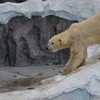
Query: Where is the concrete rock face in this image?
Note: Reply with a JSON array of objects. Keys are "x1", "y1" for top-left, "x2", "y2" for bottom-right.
[
  {"x1": 0, "y1": 24, "x2": 8, "y2": 66},
  {"x1": 0, "y1": 16, "x2": 77, "y2": 67}
]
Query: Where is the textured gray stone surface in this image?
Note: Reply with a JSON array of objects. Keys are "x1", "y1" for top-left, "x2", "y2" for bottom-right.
[{"x1": 0, "y1": 16, "x2": 77, "y2": 67}]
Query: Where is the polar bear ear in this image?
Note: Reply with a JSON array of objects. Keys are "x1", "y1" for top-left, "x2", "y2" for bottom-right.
[
  {"x1": 59, "y1": 38, "x2": 63, "y2": 45},
  {"x1": 59, "y1": 38, "x2": 62, "y2": 42}
]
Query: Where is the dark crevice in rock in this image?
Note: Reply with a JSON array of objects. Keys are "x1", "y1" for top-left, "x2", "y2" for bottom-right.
[
  {"x1": 5, "y1": 28, "x2": 16, "y2": 67},
  {"x1": 0, "y1": 25, "x2": 8, "y2": 66},
  {"x1": 19, "y1": 37, "x2": 30, "y2": 60},
  {"x1": 0, "y1": 0, "x2": 27, "y2": 3},
  {"x1": 16, "y1": 37, "x2": 35, "y2": 66},
  {"x1": 32, "y1": 25, "x2": 43, "y2": 53},
  {"x1": 42, "y1": 0, "x2": 46, "y2": 1}
]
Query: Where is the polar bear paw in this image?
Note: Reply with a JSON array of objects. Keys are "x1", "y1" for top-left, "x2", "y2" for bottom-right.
[{"x1": 59, "y1": 68, "x2": 71, "y2": 75}]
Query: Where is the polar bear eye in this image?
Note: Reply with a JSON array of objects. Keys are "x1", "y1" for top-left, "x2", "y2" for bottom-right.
[{"x1": 51, "y1": 42, "x2": 54, "y2": 44}]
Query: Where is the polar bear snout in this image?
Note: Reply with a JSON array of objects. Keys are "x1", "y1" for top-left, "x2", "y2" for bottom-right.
[
  {"x1": 45, "y1": 47, "x2": 52, "y2": 51},
  {"x1": 45, "y1": 45, "x2": 52, "y2": 51},
  {"x1": 45, "y1": 46, "x2": 50, "y2": 51},
  {"x1": 45, "y1": 42, "x2": 54, "y2": 52}
]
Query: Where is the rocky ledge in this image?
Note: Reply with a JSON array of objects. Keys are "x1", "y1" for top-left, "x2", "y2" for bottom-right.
[{"x1": 0, "y1": 0, "x2": 100, "y2": 24}]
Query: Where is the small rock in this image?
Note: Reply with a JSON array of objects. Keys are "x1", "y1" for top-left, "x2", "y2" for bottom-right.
[
  {"x1": 38, "y1": 73, "x2": 43, "y2": 76},
  {"x1": 13, "y1": 75, "x2": 17, "y2": 77}
]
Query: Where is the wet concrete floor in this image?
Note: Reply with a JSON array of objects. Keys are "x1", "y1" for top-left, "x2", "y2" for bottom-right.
[{"x1": 0, "y1": 65, "x2": 64, "y2": 93}]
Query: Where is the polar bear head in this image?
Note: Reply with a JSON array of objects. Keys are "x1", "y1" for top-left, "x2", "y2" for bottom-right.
[
  {"x1": 46, "y1": 33, "x2": 71, "y2": 52},
  {"x1": 46, "y1": 35, "x2": 62, "y2": 52}
]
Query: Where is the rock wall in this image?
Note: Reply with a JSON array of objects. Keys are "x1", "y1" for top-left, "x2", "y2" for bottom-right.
[
  {"x1": 0, "y1": 15, "x2": 77, "y2": 67},
  {"x1": 0, "y1": 0, "x2": 99, "y2": 67}
]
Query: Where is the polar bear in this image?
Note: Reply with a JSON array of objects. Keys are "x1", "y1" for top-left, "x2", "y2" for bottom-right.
[{"x1": 46, "y1": 13, "x2": 100, "y2": 75}]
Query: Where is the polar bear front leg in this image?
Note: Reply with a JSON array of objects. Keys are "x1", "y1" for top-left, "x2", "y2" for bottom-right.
[
  {"x1": 60, "y1": 50, "x2": 85, "y2": 75},
  {"x1": 80, "y1": 49, "x2": 87, "y2": 66}
]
